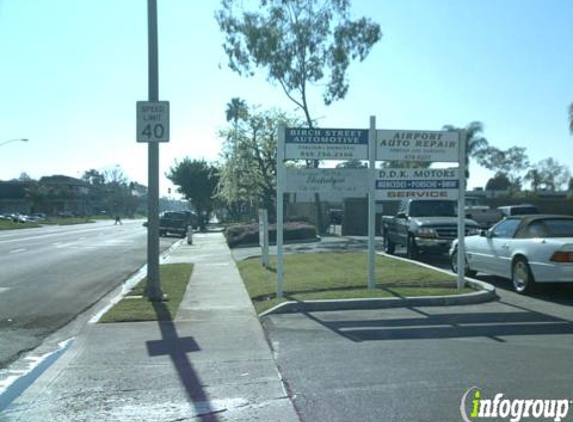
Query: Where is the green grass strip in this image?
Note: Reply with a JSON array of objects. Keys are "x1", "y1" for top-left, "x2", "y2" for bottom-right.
[
  {"x1": 237, "y1": 252, "x2": 473, "y2": 314},
  {"x1": 100, "y1": 263, "x2": 194, "y2": 323},
  {"x1": 0, "y1": 220, "x2": 41, "y2": 230}
]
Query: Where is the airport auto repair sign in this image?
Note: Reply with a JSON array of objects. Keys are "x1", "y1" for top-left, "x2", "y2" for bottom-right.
[
  {"x1": 376, "y1": 168, "x2": 460, "y2": 200},
  {"x1": 376, "y1": 130, "x2": 458, "y2": 162}
]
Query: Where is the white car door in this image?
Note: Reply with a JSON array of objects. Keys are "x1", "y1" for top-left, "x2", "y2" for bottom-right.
[{"x1": 474, "y1": 219, "x2": 521, "y2": 276}]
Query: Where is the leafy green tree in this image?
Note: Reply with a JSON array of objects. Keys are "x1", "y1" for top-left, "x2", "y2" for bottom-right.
[
  {"x1": 476, "y1": 146, "x2": 529, "y2": 192},
  {"x1": 524, "y1": 168, "x2": 542, "y2": 192},
  {"x1": 167, "y1": 158, "x2": 219, "y2": 230},
  {"x1": 442, "y1": 121, "x2": 488, "y2": 179},
  {"x1": 82, "y1": 169, "x2": 105, "y2": 186},
  {"x1": 485, "y1": 173, "x2": 512, "y2": 191},
  {"x1": 526, "y1": 158, "x2": 570, "y2": 191},
  {"x1": 216, "y1": 0, "x2": 381, "y2": 232},
  {"x1": 216, "y1": 0, "x2": 382, "y2": 127},
  {"x1": 217, "y1": 108, "x2": 298, "y2": 220}
]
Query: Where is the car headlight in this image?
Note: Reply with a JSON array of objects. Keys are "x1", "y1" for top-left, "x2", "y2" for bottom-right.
[
  {"x1": 416, "y1": 227, "x2": 437, "y2": 238},
  {"x1": 466, "y1": 227, "x2": 481, "y2": 236}
]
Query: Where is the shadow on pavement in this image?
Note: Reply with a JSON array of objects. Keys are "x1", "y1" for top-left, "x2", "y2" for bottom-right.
[
  {"x1": 300, "y1": 304, "x2": 573, "y2": 343},
  {"x1": 146, "y1": 301, "x2": 221, "y2": 422}
]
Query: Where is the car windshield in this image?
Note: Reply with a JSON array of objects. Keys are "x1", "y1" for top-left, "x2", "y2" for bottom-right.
[{"x1": 163, "y1": 212, "x2": 185, "y2": 220}]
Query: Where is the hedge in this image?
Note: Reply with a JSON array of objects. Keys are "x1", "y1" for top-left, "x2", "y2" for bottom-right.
[{"x1": 224, "y1": 221, "x2": 317, "y2": 248}]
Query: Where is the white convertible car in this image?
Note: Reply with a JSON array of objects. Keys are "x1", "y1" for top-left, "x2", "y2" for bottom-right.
[{"x1": 450, "y1": 214, "x2": 573, "y2": 294}]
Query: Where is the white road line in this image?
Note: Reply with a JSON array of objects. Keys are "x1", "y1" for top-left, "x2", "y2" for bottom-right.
[{"x1": 0, "y1": 287, "x2": 10, "y2": 294}]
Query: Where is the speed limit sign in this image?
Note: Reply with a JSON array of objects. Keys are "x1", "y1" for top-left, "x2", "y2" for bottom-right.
[{"x1": 136, "y1": 101, "x2": 169, "y2": 142}]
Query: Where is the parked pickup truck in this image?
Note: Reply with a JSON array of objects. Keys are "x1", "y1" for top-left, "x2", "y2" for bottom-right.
[
  {"x1": 381, "y1": 199, "x2": 481, "y2": 259},
  {"x1": 159, "y1": 211, "x2": 191, "y2": 238}
]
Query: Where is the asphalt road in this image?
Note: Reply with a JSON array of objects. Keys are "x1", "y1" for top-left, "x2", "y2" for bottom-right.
[
  {"x1": 257, "y1": 238, "x2": 573, "y2": 422},
  {"x1": 0, "y1": 220, "x2": 179, "y2": 368}
]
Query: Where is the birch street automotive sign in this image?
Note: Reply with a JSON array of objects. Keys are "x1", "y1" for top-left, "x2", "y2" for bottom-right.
[
  {"x1": 376, "y1": 167, "x2": 460, "y2": 199},
  {"x1": 376, "y1": 130, "x2": 459, "y2": 162},
  {"x1": 284, "y1": 127, "x2": 369, "y2": 160},
  {"x1": 285, "y1": 168, "x2": 368, "y2": 194},
  {"x1": 137, "y1": 101, "x2": 170, "y2": 142}
]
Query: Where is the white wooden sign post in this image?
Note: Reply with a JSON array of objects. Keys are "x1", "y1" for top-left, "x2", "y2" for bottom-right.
[
  {"x1": 258, "y1": 209, "x2": 269, "y2": 268},
  {"x1": 367, "y1": 116, "x2": 376, "y2": 289}
]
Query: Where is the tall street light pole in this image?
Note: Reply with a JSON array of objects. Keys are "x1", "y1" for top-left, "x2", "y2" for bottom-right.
[{"x1": 0, "y1": 138, "x2": 29, "y2": 147}]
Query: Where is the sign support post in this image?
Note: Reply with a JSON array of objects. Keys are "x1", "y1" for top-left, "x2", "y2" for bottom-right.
[
  {"x1": 144, "y1": 0, "x2": 163, "y2": 301},
  {"x1": 457, "y1": 130, "x2": 467, "y2": 289},
  {"x1": 367, "y1": 116, "x2": 376, "y2": 289},
  {"x1": 276, "y1": 124, "x2": 285, "y2": 298},
  {"x1": 259, "y1": 209, "x2": 269, "y2": 267}
]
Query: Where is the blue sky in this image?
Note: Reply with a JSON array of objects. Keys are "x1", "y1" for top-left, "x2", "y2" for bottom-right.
[{"x1": 1, "y1": 0, "x2": 572, "y2": 196}]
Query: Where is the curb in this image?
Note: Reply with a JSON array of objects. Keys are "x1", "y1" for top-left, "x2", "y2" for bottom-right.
[{"x1": 259, "y1": 252, "x2": 497, "y2": 317}]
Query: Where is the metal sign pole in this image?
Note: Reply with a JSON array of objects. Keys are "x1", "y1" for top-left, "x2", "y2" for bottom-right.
[
  {"x1": 145, "y1": 0, "x2": 162, "y2": 301},
  {"x1": 457, "y1": 130, "x2": 467, "y2": 289},
  {"x1": 367, "y1": 116, "x2": 376, "y2": 289},
  {"x1": 276, "y1": 124, "x2": 285, "y2": 298}
]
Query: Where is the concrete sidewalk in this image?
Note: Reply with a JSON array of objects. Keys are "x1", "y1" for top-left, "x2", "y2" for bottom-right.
[{"x1": 2, "y1": 232, "x2": 300, "y2": 422}]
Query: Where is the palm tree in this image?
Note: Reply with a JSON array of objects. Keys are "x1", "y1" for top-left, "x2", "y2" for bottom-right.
[
  {"x1": 442, "y1": 121, "x2": 488, "y2": 179},
  {"x1": 225, "y1": 98, "x2": 249, "y2": 166},
  {"x1": 225, "y1": 97, "x2": 248, "y2": 128},
  {"x1": 225, "y1": 98, "x2": 249, "y2": 216}
]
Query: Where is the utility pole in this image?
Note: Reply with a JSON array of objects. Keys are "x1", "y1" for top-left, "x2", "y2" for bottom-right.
[{"x1": 144, "y1": 0, "x2": 163, "y2": 301}]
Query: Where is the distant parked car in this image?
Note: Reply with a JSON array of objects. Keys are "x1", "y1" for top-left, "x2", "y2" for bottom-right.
[
  {"x1": 497, "y1": 204, "x2": 539, "y2": 217},
  {"x1": 465, "y1": 205, "x2": 502, "y2": 229},
  {"x1": 57, "y1": 211, "x2": 75, "y2": 218},
  {"x1": 450, "y1": 214, "x2": 573, "y2": 294}
]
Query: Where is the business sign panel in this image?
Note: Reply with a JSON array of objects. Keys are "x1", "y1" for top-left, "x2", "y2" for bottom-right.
[
  {"x1": 376, "y1": 130, "x2": 459, "y2": 162},
  {"x1": 376, "y1": 167, "x2": 459, "y2": 200},
  {"x1": 285, "y1": 168, "x2": 368, "y2": 194},
  {"x1": 284, "y1": 128, "x2": 369, "y2": 160}
]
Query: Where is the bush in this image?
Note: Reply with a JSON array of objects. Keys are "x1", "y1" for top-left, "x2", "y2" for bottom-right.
[{"x1": 224, "y1": 221, "x2": 317, "y2": 248}]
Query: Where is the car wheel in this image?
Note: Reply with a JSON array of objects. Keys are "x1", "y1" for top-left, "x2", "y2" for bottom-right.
[
  {"x1": 406, "y1": 236, "x2": 418, "y2": 260},
  {"x1": 450, "y1": 248, "x2": 477, "y2": 277},
  {"x1": 512, "y1": 257, "x2": 536, "y2": 294},
  {"x1": 383, "y1": 233, "x2": 395, "y2": 254}
]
